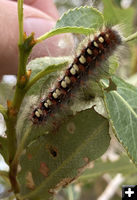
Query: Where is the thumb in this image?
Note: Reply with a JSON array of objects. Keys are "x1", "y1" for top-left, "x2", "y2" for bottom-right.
[{"x1": 0, "y1": 0, "x2": 73, "y2": 77}]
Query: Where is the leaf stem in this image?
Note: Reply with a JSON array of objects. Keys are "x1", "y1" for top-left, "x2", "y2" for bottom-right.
[
  {"x1": 124, "y1": 31, "x2": 137, "y2": 43},
  {"x1": 36, "y1": 27, "x2": 94, "y2": 43}
]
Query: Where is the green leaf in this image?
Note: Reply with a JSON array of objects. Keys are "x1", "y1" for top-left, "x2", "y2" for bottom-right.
[
  {"x1": 102, "y1": 0, "x2": 135, "y2": 35},
  {"x1": 78, "y1": 155, "x2": 136, "y2": 183},
  {"x1": 26, "y1": 57, "x2": 70, "y2": 95},
  {"x1": 18, "y1": 108, "x2": 110, "y2": 200},
  {"x1": 103, "y1": 75, "x2": 137, "y2": 166},
  {"x1": 37, "y1": 6, "x2": 104, "y2": 41},
  {"x1": 55, "y1": 6, "x2": 104, "y2": 29}
]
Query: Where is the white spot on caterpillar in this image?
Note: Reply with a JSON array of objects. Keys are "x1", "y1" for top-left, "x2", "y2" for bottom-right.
[
  {"x1": 79, "y1": 55, "x2": 86, "y2": 64},
  {"x1": 70, "y1": 67, "x2": 76, "y2": 75},
  {"x1": 93, "y1": 41, "x2": 98, "y2": 47},
  {"x1": 106, "y1": 33, "x2": 109, "y2": 38},
  {"x1": 61, "y1": 80, "x2": 67, "y2": 88},
  {"x1": 52, "y1": 89, "x2": 61, "y2": 99},
  {"x1": 87, "y1": 48, "x2": 92, "y2": 55},
  {"x1": 98, "y1": 36, "x2": 104, "y2": 43},
  {"x1": 35, "y1": 111, "x2": 40, "y2": 118},
  {"x1": 44, "y1": 102, "x2": 48, "y2": 108},
  {"x1": 73, "y1": 64, "x2": 79, "y2": 71},
  {"x1": 56, "y1": 89, "x2": 61, "y2": 96},
  {"x1": 65, "y1": 76, "x2": 71, "y2": 84},
  {"x1": 53, "y1": 92, "x2": 58, "y2": 99},
  {"x1": 47, "y1": 99, "x2": 52, "y2": 106},
  {"x1": 37, "y1": 109, "x2": 42, "y2": 115}
]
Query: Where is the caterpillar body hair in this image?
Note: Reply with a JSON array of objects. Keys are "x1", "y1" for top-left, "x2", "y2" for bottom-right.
[{"x1": 32, "y1": 27, "x2": 122, "y2": 124}]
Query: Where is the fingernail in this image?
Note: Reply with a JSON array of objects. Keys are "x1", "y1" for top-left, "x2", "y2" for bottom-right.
[{"x1": 24, "y1": 17, "x2": 56, "y2": 37}]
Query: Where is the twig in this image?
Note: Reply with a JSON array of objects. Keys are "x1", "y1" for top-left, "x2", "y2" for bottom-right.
[
  {"x1": 97, "y1": 173, "x2": 124, "y2": 200},
  {"x1": 124, "y1": 31, "x2": 137, "y2": 43}
]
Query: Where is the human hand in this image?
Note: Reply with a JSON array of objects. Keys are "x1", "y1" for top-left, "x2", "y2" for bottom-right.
[{"x1": 0, "y1": 0, "x2": 73, "y2": 77}]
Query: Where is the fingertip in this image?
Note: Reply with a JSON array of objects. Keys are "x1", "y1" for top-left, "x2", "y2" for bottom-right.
[{"x1": 23, "y1": 0, "x2": 59, "y2": 20}]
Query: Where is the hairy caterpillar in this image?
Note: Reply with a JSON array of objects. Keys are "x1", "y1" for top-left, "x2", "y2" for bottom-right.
[{"x1": 32, "y1": 27, "x2": 122, "y2": 124}]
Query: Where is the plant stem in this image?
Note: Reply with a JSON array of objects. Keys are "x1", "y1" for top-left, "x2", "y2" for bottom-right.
[
  {"x1": 17, "y1": 0, "x2": 26, "y2": 83},
  {"x1": 18, "y1": 0, "x2": 24, "y2": 45},
  {"x1": 7, "y1": 0, "x2": 27, "y2": 194},
  {"x1": 124, "y1": 31, "x2": 137, "y2": 43}
]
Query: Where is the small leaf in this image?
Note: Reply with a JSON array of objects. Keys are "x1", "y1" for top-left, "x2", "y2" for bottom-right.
[
  {"x1": 18, "y1": 108, "x2": 110, "y2": 200},
  {"x1": 103, "y1": 75, "x2": 137, "y2": 166},
  {"x1": 26, "y1": 56, "x2": 70, "y2": 96},
  {"x1": 37, "y1": 6, "x2": 104, "y2": 41},
  {"x1": 55, "y1": 6, "x2": 104, "y2": 30}
]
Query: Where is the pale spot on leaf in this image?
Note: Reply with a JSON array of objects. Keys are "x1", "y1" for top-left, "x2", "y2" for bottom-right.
[
  {"x1": 17, "y1": 164, "x2": 21, "y2": 173},
  {"x1": 27, "y1": 153, "x2": 32, "y2": 160},
  {"x1": 39, "y1": 162, "x2": 49, "y2": 177},
  {"x1": 83, "y1": 157, "x2": 89, "y2": 163},
  {"x1": 26, "y1": 171, "x2": 35, "y2": 190},
  {"x1": 67, "y1": 122, "x2": 76, "y2": 134}
]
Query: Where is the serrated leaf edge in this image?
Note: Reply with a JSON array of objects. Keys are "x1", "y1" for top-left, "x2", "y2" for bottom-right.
[{"x1": 56, "y1": 6, "x2": 104, "y2": 28}]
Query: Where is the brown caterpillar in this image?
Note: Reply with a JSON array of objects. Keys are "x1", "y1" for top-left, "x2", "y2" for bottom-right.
[{"x1": 32, "y1": 27, "x2": 122, "y2": 124}]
